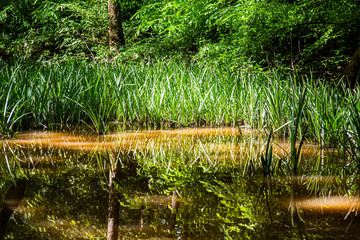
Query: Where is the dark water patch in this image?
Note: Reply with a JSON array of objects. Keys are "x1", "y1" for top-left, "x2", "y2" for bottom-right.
[
  {"x1": 2, "y1": 171, "x2": 109, "y2": 239},
  {"x1": 0, "y1": 179, "x2": 26, "y2": 240}
]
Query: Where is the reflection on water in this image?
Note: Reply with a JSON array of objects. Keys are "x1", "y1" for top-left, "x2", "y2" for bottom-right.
[
  {"x1": 0, "y1": 128, "x2": 358, "y2": 239},
  {"x1": 0, "y1": 180, "x2": 26, "y2": 239},
  {"x1": 1, "y1": 128, "x2": 336, "y2": 168},
  {"x1": 295, "y1": 196, "x2": 360, "y2": 211}
]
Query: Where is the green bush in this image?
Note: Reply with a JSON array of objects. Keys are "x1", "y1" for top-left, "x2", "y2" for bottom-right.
[
  {"x1": 1, "y1": 0, "x2": 359, "y2": 72},
  {"x1": 0, "y1": 0, "x2": 108, "y2": 61},
  {"x1": 134, "y1": 0, "x2": 360, "y2": 70}
]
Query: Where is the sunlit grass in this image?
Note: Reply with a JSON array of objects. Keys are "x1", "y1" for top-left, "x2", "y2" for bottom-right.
[
  {"x1": 0, "y1": 61, "x2": 353, "y2": 137},
  {"x1": 1, "y1": 60, "x2": 360, "y2": 169}
]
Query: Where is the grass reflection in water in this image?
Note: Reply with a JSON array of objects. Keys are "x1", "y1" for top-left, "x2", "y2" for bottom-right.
[{"x1": 0, "y1": 128, "x2": 359, "y2": 239}]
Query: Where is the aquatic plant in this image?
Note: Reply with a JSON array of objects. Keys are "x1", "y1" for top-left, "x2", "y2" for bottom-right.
[
  {"x1": 0, "y1": 79, "x2": 27, "y2": 138},
  {"x1": 261, "y1": 131, "x2": 273, "y2": 177},
  {"x1": 341, "y1": 100, "x2": 360, "y2": 171},
  {"x1": 289, "y1": 86, "x2": 307, "y2": 174},
  {"x1": 1, "y1": 60, "x2": 360, "y2": 162}
]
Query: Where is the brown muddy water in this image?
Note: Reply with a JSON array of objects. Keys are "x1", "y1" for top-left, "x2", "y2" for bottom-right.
[{"x1": 0, "y1": 128, "x2": 359, "y2": 239}]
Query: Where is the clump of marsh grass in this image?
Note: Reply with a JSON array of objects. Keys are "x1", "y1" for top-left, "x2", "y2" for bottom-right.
[
  {"x1": 289, "y1": 86, "x2": 308, "y2": 174},
  {"x1": 261, "y1": 130, "x2": 273, "y2": 177},
  {"x1": 1, "y1": 59, "x2": 359, "y2": 166},
  {"x1": 0, "y1": 86, "x2": 27, "y2": 138},
  {"x1": 0, "y1": 65, "x2": 28, "y2": 137},
  {"x1": 341, "y1": 100, "x2": 360, "y2": 171}
]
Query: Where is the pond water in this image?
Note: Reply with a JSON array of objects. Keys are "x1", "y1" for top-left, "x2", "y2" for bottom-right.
[{"x1": 0, "y1": 128, "x2": 359, "y2": 239}]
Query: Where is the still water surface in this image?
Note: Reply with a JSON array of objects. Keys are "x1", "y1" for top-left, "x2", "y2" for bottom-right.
[{"x1": 0, "y1": 128, "x2": 359, "y2": 239}]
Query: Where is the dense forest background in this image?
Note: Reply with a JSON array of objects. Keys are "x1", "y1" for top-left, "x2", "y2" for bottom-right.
[{"x1": 1, "y1": 0, "x2": 360, "y2": 78}]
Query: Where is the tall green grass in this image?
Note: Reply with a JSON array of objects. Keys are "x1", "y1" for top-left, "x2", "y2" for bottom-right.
[{"x1": 0, "y1": 60, "x2": 359, "y2": 157}]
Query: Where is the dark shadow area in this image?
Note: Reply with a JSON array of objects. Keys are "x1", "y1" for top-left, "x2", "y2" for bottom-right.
[{"x1": 0, "y1": 179, "x2": 26, "y2": 240}]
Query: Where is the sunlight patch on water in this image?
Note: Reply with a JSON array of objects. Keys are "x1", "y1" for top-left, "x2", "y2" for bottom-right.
[
  {"x1": 1, "y1": 128, "x2": 256, "y2": 157},
  {"x1": 0, "y1": 128, "x2": 331, "y2": 168},
  {"x1": 295, "y1": 196, "x2": 360, "y2": 212},
  {"x1": 2, "y1": 128, "x2": 242, "y2": 151},
  {"x1": 105, "y1": 127, "x2": 244, "y2": 139}
]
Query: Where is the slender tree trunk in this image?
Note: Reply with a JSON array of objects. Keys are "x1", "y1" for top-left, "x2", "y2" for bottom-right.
[
  {"x1": 107, "y1": 169, "x2": 120, "y2": 240},
  {"x1": 344, "y1": 46, "x2": 360, "y2": 88},
  {"x1": 108, "y1": 0, "x2": 125, "y2": 54},
  {"x1": 169, "y1": 189, "x2": 178, "y2": 231},
  {"x1": 107, "y1": 153, "x2": 121, "y2": 240}
]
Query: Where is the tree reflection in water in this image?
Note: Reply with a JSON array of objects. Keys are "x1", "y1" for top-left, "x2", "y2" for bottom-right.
[
  {"x1": 106, "y1": 153, "x2": 120, "y2": 240},
  {"x1": 0, "y1": 130, "x2": 360, "y2": 239}
]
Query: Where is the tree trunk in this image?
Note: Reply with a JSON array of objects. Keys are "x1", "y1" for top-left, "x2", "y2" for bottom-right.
[
  {"x1": 108, "y1": 0, "x2": 125, "y2": 54},
  {"x1": 107, "y1": 153, "x2": 121, "y2": 240},
  {"x1": 344, "y1": 46, "x2": 360, "y2": 88},
  {"x1": 106, "y1": 169, "x2": 120, "y2": 240}
]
